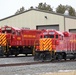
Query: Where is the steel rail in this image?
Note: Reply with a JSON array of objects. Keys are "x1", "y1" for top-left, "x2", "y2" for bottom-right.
[{"x1": 0, "y1": 60, "x2": 76, "y2": 67}]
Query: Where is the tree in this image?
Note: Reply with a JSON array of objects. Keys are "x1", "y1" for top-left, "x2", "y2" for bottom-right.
[
  {"x1": 37, "y1": 2, "x2": 53, "y2": 11},
  {"x1": 15, "y1": 6, "x2": 25, "y2": 15},
  {"x1": 56, "y1": 4, "x2": 76, "y2": 16},
  {"x1": 37, "y1": 3, "x2": 43, "y2": 9},
  {"x1": 30, "y1": 6, "x2": 34, "y2": 9},
  {"x1": 47, "y1": 5, "x2": 52, "y2": 11},
  {"x1": 20, "y1": 7, "x2": 25, "y2": 13},
  {"x1": 68, "y1": 6, "x2": 75, "y2": 16},
  {"x1": 65, "y1": 5, "x2": 76, "y2": 16},
  {"x1": 15, "y1": 10, "x2": 20, "y2": 15},
  {"x1": 56, "y1": 4, "x2": 66, "y2": 14}
]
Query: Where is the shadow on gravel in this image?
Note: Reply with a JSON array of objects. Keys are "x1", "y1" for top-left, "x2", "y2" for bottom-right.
[{"x1": 0, "y1": 54, "x2": 33, "y2": 58}]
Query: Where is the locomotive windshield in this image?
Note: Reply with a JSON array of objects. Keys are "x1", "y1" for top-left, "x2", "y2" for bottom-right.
[
  {"x1": 44, "y1": 35, "x2": 48, "y2": 38},
  {"x1": 41, "y1": 31, "x2": 59, "y2": 39},
  {"x1": 56, "y1": 35, "x2": 58, "y2": 39},
  {"x1": 43, "y1": 32, "x2": 49, "y2": 38},
  {"x1": 2, "y1": 27, "x2": 12, "y2": 33},
  {"x1": 44, "y1": 34, "x2": 54, "y2": 38},
  {"x1": 49, "y1": 35, "x2": 54, "y2": 38},
  {"x1": 6, "y1": 30, "x2": 12, "y2": 33},
  {"x1": 49, "y1": 32, "x2": 58, "y2": 39},
  {"x1": 49, "y1": 35, "x2": 58, "y2": 39}
]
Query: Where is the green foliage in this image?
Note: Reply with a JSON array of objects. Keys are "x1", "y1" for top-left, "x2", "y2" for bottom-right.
[
  {"x1": 15, "y1": 6, "x2": 25, "y2": 15},
  {"x1": 68, "y1": 6, "x2": 75, "y2": 16},
  {"x1": 56, "y1": 4, "x2": 76, "y2": 16},
  {"x1": 37, "y1": 2, "x2": 53, "y2": 11},
  {"x1": 14, "y1": 3, "x2": 76, "y2": 17},
  {"x1": 30, "y1": 6, "x2": 34, "y2": 9},
  {"x1": 56, "y1": 4, "x2": 66, "y2": 14}
]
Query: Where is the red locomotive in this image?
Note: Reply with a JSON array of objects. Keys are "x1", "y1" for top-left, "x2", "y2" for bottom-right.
[
  {"x1": 0, "y1": 26, "x2": 76, "y2": 60},
  {"x1": 34, "y1": 29, "x2": 76, "y2": 61},
  {"x1": 0, "y1": 25, "x2": 41, "y2": 57}
]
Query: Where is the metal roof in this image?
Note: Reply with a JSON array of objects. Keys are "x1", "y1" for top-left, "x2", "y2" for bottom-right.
[{"x1": 0, "y1": 9, "x2": 76, "y2": 21}]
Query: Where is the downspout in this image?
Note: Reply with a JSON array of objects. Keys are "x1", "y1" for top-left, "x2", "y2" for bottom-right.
[{"x1": 64, "y1": 16, "x2": 66, "y2": 31}]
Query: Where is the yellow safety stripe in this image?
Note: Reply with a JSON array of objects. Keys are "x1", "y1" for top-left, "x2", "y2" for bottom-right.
[
  {"x1": 0, "y1": 34, "x2": 7, "y2": 46},
  {"x1": 39, "y1": 38, "x2": 52, "y2": 51}
]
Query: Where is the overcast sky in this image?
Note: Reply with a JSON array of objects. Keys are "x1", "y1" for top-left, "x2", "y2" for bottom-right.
[{"x1": 0, "y1": 0, "x2": 75, "y2": 19}]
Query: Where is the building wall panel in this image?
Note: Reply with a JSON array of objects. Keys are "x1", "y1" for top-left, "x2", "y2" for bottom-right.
[
  {"x1": 65, "y1": 18, "x2": 76, "y2": 31},
  {"x1": 0, "y1": 10, "x2": 64, "y2": 31}
]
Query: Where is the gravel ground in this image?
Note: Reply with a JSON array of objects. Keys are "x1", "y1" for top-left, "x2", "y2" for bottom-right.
[
  {"x1": 0, "y1": 61, "x2": 76, "y2": 75},
  {"x1": 0, "y1": 56, "x2": 34, "y2": 64}
]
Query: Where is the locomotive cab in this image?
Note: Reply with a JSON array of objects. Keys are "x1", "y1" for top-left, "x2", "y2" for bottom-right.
[
  {"x1": 1, "y1": 26, "x2": 16, "y2": 34},
  {"x1": 1, "y1": 26, "x2": 16, "y2": 45},
  {"x1": 0, "y1": 26, "x2": 21, "y2": 57}
]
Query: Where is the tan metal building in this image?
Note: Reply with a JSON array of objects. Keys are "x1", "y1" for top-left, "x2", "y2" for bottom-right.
[{"x1": 0, "y1": 9, "x2": 76, "y2": 32}]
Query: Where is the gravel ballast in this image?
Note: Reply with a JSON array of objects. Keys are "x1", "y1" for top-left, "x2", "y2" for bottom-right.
[{"x1": 0, "y1": 60, "x2": 75, "y2": 75}]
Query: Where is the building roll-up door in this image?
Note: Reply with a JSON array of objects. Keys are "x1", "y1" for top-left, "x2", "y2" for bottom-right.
[
  {"x1": 36, "y1": 25, "x2": 59, "y2": 31},
  {"x1": 69, "y1": 29, "x2": 76, "y2": 33}
]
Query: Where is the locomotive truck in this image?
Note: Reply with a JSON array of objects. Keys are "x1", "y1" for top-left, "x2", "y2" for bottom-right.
[
  {"x1": 34, "y1": 29, "x2": 76, "y2": 61},
  {"x1": 0, "y1": 25, "x2": 41, "y2": 57}
]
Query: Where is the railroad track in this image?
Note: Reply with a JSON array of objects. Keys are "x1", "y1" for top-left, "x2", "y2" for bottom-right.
[
  {"x1": 0, "y1": 61, "x2": 50, "y2": 67},
  {"x1": 0, "y1": 60, "x2": 76, "y2": 67}
]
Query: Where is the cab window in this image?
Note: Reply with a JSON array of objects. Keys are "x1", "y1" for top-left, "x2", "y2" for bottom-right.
[
  {"x1": 6, "y1": 30, "x2": 12, "y2": 33},
  {"x1": 2, "y1": 30, "x2": 12, "y2": 33},
  {"x1": 40, "y1": 35, "x2": 42, "y2": 38},
  {"x1": 2, "y1": 30, "x2": 5, "y2": 33},
  {"x1": 56, "y1": 35, "x2": 58, "y2": 39},
  {"x1": 59, "y1": 35, "x2": 63, "y2": 40},
  {"x1": 50, "y1": 35, "x2": 54, "y2": 38},
  {"x1": 5, "y1": 27, "x2": 12, "y2": 33},
  {"x1": 16, "y1": 31, "x2": 21, "y2": 36},
  {"x1": 44, "y1": 35, "x2": 48, "y2": 38}
]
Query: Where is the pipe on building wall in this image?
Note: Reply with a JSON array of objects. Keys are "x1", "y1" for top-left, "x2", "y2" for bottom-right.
[{"x1": 64, "y1": 16, "x2": 66, "y2": 31}]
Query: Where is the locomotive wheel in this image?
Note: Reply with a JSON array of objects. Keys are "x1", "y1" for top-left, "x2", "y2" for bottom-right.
[
  {"x1": 0, "y1": 50, "x2": 4, "y2": 56},
  {"x1": 39, "y1": 53, "x2": 45, "y2": 61},
  {"x1": 14, "y1": 51, "x2": 19, "y2": 57},
  {"x1": 58, "y1": 54, "x2": 62, "y2": 61},
  {"x1": 56, "y1": 53, "x2": 62, "y2": 61},
  {"x1": 34, "y1": 52, "x2": 39, "y2": 61},
  {"x1": 70, "y1": 57, "x2": 75, "y2": 60},
  {"x1": 45, "y1": 52, "x2": 52, "y2": 61}
]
